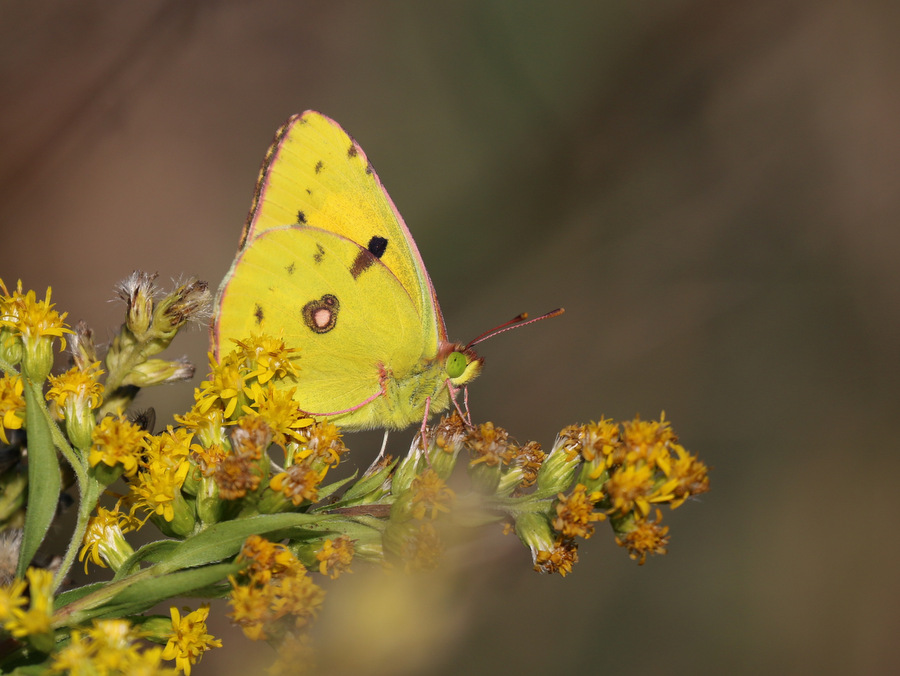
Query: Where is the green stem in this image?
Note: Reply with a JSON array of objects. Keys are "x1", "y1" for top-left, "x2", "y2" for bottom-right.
[
  {"x1": 53, "y1": 478, "x2": 102, "y2": 592},
  {"x1": 0, "y1": 355, "x2": 18, "y2": 375}
]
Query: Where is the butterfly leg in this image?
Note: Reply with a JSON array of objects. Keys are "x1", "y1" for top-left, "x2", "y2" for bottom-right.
[
  {"x1": 445, "y1": 380, "x2": 472, "y2": 426},
  {"x1": 418, "y1": 396, "x2": 432, "y2": 449},
  {"x1": 462, "y1": 385, "x2": 473, "y2": 426},
  {"x1": 375, "y1": 428, "x2": 390, "y2": 464}
]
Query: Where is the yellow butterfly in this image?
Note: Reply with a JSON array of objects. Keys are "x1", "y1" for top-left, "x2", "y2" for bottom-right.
[{"x1": 213, "y1": 111, "x2": 559, "y2": 432}]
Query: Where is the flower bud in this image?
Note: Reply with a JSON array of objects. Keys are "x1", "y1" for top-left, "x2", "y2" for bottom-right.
[
  {"x1": 150, "y1": 491, "x2": 197, "y2": 538},
  {"x1": 195, "y1": 475, "x2": 228, "y2": 526},
  {"x1": 152, "y1": 278, "x2": 210, "y2": 343},
  {"x1": 69, "y1": 321, "x2": 98, "y2": 371},
  {"x1": 536, "y1": 429, "x2": 583, "y2": 494},
  {"x1": 125, "y1": 357, "x2": 195, "y2": 387},
  {"x1": 426, "y1": 414, "x2": 467, "y2": 480},
  {"x1": 116, "y1": 271, "x2": 157, "y2": 340},
  {"x1": 80, "y1": 507, "x2": 137, "y2": 572}
]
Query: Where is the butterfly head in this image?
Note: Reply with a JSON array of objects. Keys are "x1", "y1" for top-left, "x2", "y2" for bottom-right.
[{"x1": 442, "y1": 344, "x2": 483, "y2": 386}]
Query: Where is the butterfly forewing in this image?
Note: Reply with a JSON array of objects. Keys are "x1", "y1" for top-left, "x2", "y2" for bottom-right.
[{"x1": 239, "y1": 111, "x2": 446, "y2": 353}]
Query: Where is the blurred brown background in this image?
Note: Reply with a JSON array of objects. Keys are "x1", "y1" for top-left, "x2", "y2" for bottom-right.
[{"x1": 2, "y1": 1, "x2": 899, "y2": 674}]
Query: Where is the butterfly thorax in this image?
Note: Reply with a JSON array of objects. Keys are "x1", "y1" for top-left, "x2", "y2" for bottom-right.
[{"x1": 336, "y1": 343, "x2": 482, "y2": 431}]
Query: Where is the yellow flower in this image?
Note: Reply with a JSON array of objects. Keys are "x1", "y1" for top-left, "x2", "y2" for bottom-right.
[
  {"x1": 580, "y1": 417, "x2": 621, "y2": 463},
  {"x1": 605, "y1": 463, "x2": 656, "y2": 517},
  {"x1": 227, "y1": 580, "x2": 271, "y2": 641},
  {"x1": 195, "y1": 352, "x2": 244, "y2": 419},
  {"x1": 176, "y1": 406, "x2": 227, "y2": 449},
  {"x1": 0, "y1": 283, "x2": 73, "y2": 381},
  {"x1": 659, "y1": 443, "x2": 710, "y2": 507},
  {"x1": 46, "y1": 361, "x2": 104, "y2": 450},
  {"x1": 128, "y1": 459, "x2": 190, "y2": 523},
  {"x1": 315, "y1": 536, "x2": 355, "y2": 579},
  {"x1": 50, "y1": 619, "x2": 175, "y2": 675},
  {"x1": 553, "y1": 483, "x2": 606, "y2": 539},
  {"x1": 162, "y1": 604, "x2": 222, "y2": 676},
  {"x1": 0, "y1": 373, "x2": 25, "y2": 445},
  {"x1": 49, "y1": 628, "x2": 94, "y2": 675},
  {"x1": 408, "y1": 469, "x2": 455, "y2": 521},
  {"x1": 621, "y1": 414, "x2": 675, "y2": 464},
  {"x1": 616, "y1": 509, "x2": 670, "y2": 565},
  {"x1": 465, "y1": 421, "x2": 510, "y2": 468},
  {"x1": 275, "y1": 570, "x2": 325, "y2": 631},
  {"x1": 46, "y1": 362, "x2": 105, "y2": 412},
  {"x1": 80, "y1": 505, "x2": 139, "y2": 572},
  {"x1": 143, "y1": 427, "x2": 193, "y2": 470},
  {"x1": 498, "y1": 440, "x2": 545, "y2": 494},
  {"x1": 269, "y1": 463, "x2": 323, "y2": 506},
  {"x1": 232, "y1": 334, "x2": 300, "y2": 385},
  {"x1": 533, "y1": 538, "x2": 579, "y2": 577},
  {"x1": 3, "y1": 568, "x2": 54, "y2": 646},
  {"x1": 291, "y1": 421, "x2": 347, "y2": 471},
  {"x1": 236, "y1": 535, "x2": 298, "y2": 583},
  {"x1": 89, "y1": 414, "x2": 149, "y2": 478},
  {"x1": 0, "y1": 575, "x2": 28, "y2": 623},
  {"x1": 85, "y1": 618, "x2": 144, "y2": 671},
  {"x1": 190, "y1": 442, "x2": 228, "y2": 478},
  {"x1": 228, "y1": 536, "x2": 324, "y2": 641},
  {"x1": 242, "y1": 384, "x2": 313, "y2": 448}
]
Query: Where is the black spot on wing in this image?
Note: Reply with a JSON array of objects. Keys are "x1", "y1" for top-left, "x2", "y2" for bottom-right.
[
  {"x1": 365, "y1": 162, "x2": 374, "y2": 175},
  {"x1": 285, "y1": 262, "x2": 295, "y2": 275},
  {"x1": 313, "y1": 244, "x2": 325, "y2": 264},
  {"x1": 254, "y1": 304, "x2": 264, "y2": 324},
  {"x1": 367, "y1": 236, "x2": 388, "y2": 259},
  {"x1": 314, "y1": 160, "x2": 324, "y2": 174},
  {"x1": 348, "y1": 143, "x2": 358, "y2": 158},
  {"x1": 297, "y1": 210, "x2": 307, "y2": 224}
]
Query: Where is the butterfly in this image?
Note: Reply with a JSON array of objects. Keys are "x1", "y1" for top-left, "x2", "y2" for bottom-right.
[{"x1": 213, "y1": 111, "x2": 560, "y2": 433}]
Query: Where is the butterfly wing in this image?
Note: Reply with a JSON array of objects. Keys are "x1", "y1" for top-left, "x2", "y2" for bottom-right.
[
  {"x1": 215, "y1": 225, "x2": 426, "y2": 420},
  {"x1": 239, "y1": 111, "x2": 447, "y2": 354}
]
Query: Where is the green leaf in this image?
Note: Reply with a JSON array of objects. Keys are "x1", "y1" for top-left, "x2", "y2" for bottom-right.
[
  {"x1": 17, "y1": 379, "x2": 61, "y2": 576},
  {"x1": 335, "y1": 459, "x2": 397, "y2": 504},
  {"x1": 69, "y1": 563, "x2": 239, "y2": 624},
  {"x1": 112, "y1": 539, "x2": 181, "y2": 580},
  {"x1": 161, "y1": 513, "x2": 327, "y2": 571},
  {"x1": 55, "y1": 582, "x2": 106, "y2": 610},
  {"x1": 315, "y1": 471, "x2": 357, "y2": 502},
  {"x1": 107, "y1": 562, "x2": 240, "y2": 612}
]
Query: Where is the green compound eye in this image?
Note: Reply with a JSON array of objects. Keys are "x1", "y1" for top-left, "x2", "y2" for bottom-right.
[{"x1": 446, "y1": 351, "x2": 467, "y2": 378}]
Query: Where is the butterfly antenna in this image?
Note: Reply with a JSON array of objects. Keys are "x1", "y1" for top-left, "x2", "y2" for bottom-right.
[{"x1": 466, "y1": 308, "x2": 565, "y2": 349}]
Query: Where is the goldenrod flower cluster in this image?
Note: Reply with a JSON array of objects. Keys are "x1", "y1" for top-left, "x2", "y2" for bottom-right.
[
  {"x1": 228, "y1": 535, "x2": 325, "y2": 642},
  {"x1": 50, "y1": 619, "x2": 177, "y2": 676},
  {"x1": 509, "y1": 415, "x2": 710, "y2": 572},
  {"x1": 0, "y1": 275, "x2": 709, "y2": 673}
]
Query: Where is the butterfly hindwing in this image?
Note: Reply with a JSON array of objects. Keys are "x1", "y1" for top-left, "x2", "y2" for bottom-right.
[{"x1": 215, "y1": 225, "x2": 426, "y2": 417}]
